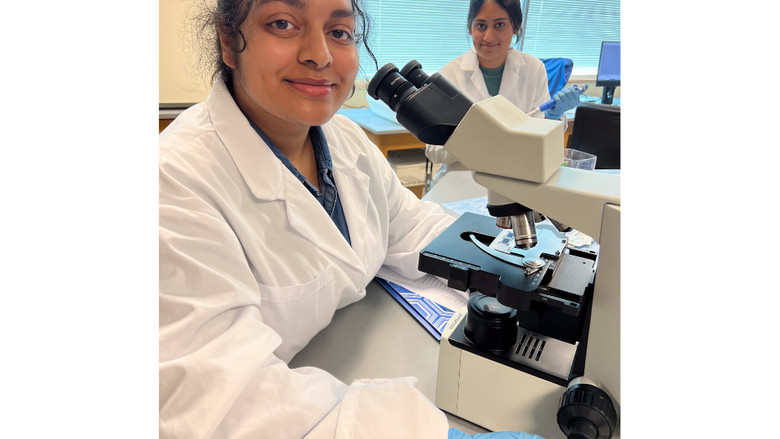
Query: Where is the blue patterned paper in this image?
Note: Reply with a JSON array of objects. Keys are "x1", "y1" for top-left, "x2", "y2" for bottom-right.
[
  {"x1": 389, "y1": 282, "x2": 454, "y2": 334},
  {"x1": 376, "y1": 278, "x2": 454, "y2": 340}
]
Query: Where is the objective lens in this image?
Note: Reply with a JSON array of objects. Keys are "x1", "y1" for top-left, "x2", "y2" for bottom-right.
[
  {"x1": 367, "y1": 63, "x2": 418, "y2": 112},
  {"x1": 511, "y1": 212, "x2": 538, "y2": 250}
]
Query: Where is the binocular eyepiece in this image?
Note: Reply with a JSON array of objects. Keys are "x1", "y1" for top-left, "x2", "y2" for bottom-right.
[
  {"x1": 367, "y1": 60, "x2": 473, "y2": 145},
  {"x1": 368, "y1": 60, "x2": 434, "y2": 111}
]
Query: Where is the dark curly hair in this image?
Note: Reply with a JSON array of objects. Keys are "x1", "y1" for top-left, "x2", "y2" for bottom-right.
[{"x1": 193, "y1": 0, "x2": 376, "y2": 95}]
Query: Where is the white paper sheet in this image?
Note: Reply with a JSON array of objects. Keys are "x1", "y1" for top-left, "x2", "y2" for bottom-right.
[{"x1": 376, "y1": 266, "x2": 472, "y2": 312}]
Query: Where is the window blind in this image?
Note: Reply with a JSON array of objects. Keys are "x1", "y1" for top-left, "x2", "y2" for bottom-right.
[
  {"x1": 358, "y1": 0, "x2": 620, "y2": 78},
  {"x1": 358, "y1": 0, "x2": 473, "y2": 77},
  {"x1": 522, "y1": 0, "x2": 620, "y2": 74}
]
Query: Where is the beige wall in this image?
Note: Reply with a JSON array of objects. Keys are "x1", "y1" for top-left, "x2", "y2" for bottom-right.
[{"x1": 160, "y1": 0, "x2": 210, "y2": 106}]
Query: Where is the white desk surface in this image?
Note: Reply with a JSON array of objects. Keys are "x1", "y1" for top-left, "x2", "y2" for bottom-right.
[
  {"x1": 422, "y1": 171, "x2": 486, "y2": 205},
  {"x1": 288, "y1": 281, "x2": 488, "y2": 434},
  {"x1": 336, "y1": 107, "x2": 409, "y2": 135}
]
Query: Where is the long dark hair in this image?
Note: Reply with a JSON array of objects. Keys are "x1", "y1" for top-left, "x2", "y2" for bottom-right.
[
  {"x1": 194, "y1": 0, "x2": 376, "y2": 94},
  {"x1": 467, "y1": 0, "x2": 523, "y2": 45}
]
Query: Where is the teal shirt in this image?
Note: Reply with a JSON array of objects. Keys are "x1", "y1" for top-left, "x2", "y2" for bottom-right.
[{"x1": 479, "y1": 63, "x2": 505, "y2": 97}]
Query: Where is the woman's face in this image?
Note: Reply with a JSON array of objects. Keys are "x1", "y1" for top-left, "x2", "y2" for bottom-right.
[
  {"x1": 222, "y1": 0, "x2": 359, "y2": 129},
  {"x1": 469, "y1": 1, "x2": 517, "y2": 68}
]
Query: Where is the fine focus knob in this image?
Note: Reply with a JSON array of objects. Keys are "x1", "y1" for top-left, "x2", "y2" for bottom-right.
[
  {"x1": 557, "y1": 378, "x2": 618, "y2": 439},
  {"x1": 464, "y1": 293, "x2": 518, "y2": 351}
]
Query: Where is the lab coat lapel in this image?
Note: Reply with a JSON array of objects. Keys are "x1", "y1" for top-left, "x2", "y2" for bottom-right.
[
  {"x1": 207, "y1": 81, "x2": 285, "y2": 201},
  {"x1": 282, "y1": 171, "x2": 363, "y2": 270},
  {"x1": 329, "y1": 146, "x2": 370, "y2": 266},
  {"x1": 499, "y1": 49, "x2": 523, "y2": 98},
  {"x1": 207, "y1": 81, "x2": 363, "y2": 269},
  {"x1": 464, "y1": 49, "x2": 491, "y2": 101}
]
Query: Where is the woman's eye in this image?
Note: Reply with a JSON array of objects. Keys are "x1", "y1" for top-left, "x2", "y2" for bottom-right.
[
  {"x1": 331, "y1": 29, "x2": 353, "y2": 41},
  {"x1": 271, "y1": 20, "x2": 292, "y2": 30},
  {"x1": 496, "y1": 22, "x2": 504, "y2": 28}
]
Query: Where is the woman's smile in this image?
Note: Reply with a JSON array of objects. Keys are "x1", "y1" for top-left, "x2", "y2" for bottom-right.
[{"x1": 285, "y1": 78, "x2": 336, "y2": 97}]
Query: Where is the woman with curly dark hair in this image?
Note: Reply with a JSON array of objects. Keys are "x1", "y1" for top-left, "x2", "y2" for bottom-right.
[{"x1": 159, "y1": 0, "x2": 459, "y2": 437}]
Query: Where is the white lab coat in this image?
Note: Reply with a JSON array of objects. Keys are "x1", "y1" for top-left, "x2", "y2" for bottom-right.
[
  {"x1": 425, "y1": 47, "x2": 566, "y2": 184},
  {"x1": 159, "y1": 80, "x2": 455, "y2": 438}
]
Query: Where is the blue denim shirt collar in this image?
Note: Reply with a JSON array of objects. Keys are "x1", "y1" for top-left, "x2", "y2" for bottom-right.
[
  {"x1": 247, "y1": 120, "x2": 334, "y2": 195},
  {"x1": 247, "y1": 119, "x2": 351, "y2": 245}
]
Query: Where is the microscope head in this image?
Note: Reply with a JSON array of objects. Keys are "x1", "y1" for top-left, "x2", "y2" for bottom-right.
[
  {"x1": 369, "y1": 62, "x2": 569, "y2": 250},
  {"x1": 368, "y1": 61, "x2": 475, "y2": 145},
  {"x1": 369, "y1": 61, "x2": 564, "y2": 184}
]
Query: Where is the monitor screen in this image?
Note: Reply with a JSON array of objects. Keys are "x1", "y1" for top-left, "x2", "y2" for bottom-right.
[{"x1": 596, "y1": 41, "x2": 620, "y2": 87}]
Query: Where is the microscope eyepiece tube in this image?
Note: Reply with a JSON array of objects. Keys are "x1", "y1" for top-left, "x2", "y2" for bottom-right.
[
  {"x1": 367, "y1": 63, "x2": 418, "y2": 112},
  {"x1": 399, "y1": 60, "x2": 430, "y2": 88},
  {"x1": 368, "y1": 61, "x2": 474, "y2": 145}
]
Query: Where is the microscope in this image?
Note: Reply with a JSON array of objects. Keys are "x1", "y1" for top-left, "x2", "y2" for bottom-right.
[{"x1": 368, "y1": 62, "x2": 621, "y2": 439}]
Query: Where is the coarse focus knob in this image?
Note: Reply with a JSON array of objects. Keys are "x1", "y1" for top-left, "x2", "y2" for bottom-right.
[
  {"x1": 463, "y1": 293, "x2": 518, "y2": 351},
  {"x1": 557, "y1": 379, "x2": 618, "y2": 439}
]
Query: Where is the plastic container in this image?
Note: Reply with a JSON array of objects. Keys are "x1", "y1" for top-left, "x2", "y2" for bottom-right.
[{"x1": 562, "y1": 148, "x2": 597, "y2": 170}]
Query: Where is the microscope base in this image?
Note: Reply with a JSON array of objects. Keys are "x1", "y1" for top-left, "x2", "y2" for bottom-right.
[
  {"x1": 436, "y1": 307, "x2": 622, "y2": 439},
  {"x1": 437, "y1": 307, "x2": 567, "y2": 438}
]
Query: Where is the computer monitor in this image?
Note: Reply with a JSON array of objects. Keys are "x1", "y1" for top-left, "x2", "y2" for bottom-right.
[{"x1": 596, "y1": 41, "x2": 620, "y2": 105}]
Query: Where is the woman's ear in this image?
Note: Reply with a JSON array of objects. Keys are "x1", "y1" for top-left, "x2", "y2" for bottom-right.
[{"x1": 218, "y1": 28, "x2": 237, "y2": 69}]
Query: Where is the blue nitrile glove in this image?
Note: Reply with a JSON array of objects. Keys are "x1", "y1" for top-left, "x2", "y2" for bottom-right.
[
  {"x1": 543, "y1": 86, "x2": 582, "y2": 120},
  {"x1": 448, "y1": 428, "x2": 546, "y2": 439}
]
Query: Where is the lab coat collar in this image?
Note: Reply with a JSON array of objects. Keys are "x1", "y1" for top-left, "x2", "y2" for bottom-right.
[
  {"x1": 276, "y1": 123, "x2": 368, "y2": 271},
  {"x1": 499, "y1": 48, "x2": 525, "y2": 98},
  {"x1": 207, "y1": 81, "x2": 367, "y2": 269},
  {"x1": 461, "y1": 47, "x2": 481, "y2": 72},
  {"x1": 206, "y1": 80, "x2": 286, "y2": 201},
  {"x1": 279, "y1": 160, "x2": 366, "y2": 270},
  {"x1": 463, "y1": 48, "x2": 491, "y2": 101},
  {"x1": 324, "y1": 123, "x2": 370, "y2": 265},
  {"x1": 462, "y1": 48, "x2": 526, "y2": 100}
]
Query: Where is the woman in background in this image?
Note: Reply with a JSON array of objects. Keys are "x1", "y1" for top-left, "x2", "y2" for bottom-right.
[
  {"x1": 159, "y1": 0, "x2": 543, "y2": 437},
  {"x1": 425, "y1": 0, "x2": 583, "y2": 185}
]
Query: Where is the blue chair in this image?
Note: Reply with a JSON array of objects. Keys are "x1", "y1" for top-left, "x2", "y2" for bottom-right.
[{"x1": 540, "y1": 58, "x2": 573, "y2": 96}]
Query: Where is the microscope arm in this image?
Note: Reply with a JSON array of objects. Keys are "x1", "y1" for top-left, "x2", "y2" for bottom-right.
[{"x1": 474, "y1": 169, "x2": 619, "y2": 243}]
